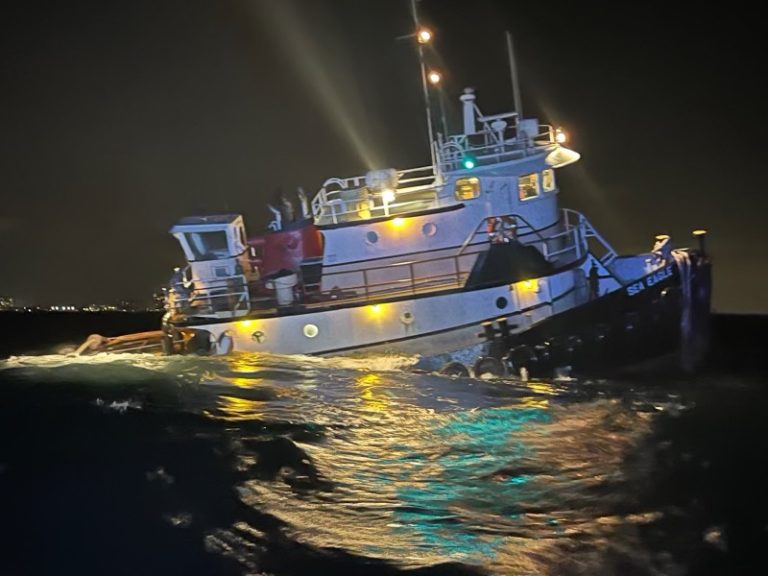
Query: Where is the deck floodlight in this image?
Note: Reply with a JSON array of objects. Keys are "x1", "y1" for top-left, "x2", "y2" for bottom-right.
[{"x1": 382, "y1": 189, "x2": 396, "y2": 204}]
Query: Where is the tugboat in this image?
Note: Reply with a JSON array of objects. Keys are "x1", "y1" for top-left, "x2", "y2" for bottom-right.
[{"x1": 78, "y1": 7, "x2": 711, "y2": 378}]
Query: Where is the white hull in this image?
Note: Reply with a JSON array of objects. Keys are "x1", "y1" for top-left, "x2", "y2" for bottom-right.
[{"x1": 173, "y1": 261, "x2": 602, "y2": 358}]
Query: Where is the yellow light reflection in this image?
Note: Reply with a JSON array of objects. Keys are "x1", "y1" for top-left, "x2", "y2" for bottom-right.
[
  {"x1": 519, "y1": 396, "x2": 550, "y2": 409},
  {"x1": 391, "y1": 217, "x2": 405, "y2": 228},
  {"x1": 527, "y1": 381, "x2": 555, "y2": 395},
  {"x1": 215, "y1": 394, "x2": 265, "y2": 420},
  {"x1": 355, "y1": 373, "x2": 390, "y2": 413},
  {"x1": 520, "y1": 279, "x2": 538, "y2": 292},
  {"x1": 369, "y1": 304, "x2": 383, "y2": 316},
  {"x1": 228, "y1": 355, "x2": 260, "y2": 374},
  {"x1": 357, "y1": 373, "x2": 380, "y2": 386}
]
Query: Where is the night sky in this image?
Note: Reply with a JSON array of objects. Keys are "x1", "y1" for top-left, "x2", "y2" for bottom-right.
[{"x1": 0, "y1": 0, "x2": 764, "y2": 312}]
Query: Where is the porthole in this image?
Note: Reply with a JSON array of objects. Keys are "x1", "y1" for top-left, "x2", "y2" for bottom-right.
[
  {"x1": 400, "y1": 311, "x2": 415, "y2": 325},
  {"x1": 303, "y1": 324, "x2": 319, "y2": 338},
  {"x1": 495, "y1": 297, "x2": 508, "y2": 310},
  {"x1": 252, "y1": 330, "x2": 265, "y2": 343},
  {"x1": 422, "y1": 222, "x2": 437, "y2": 237},
  {"x1": 366, "y1": 231, "x2": 379, "y2": 244}
]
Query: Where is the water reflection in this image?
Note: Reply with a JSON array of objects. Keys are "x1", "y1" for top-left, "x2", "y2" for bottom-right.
[
  {"x1": 181, "y1": 354, "x2": 661, "y2": 572},
  {"x1": 0, "y1": 351, "x2": 679, "y2": 574}
]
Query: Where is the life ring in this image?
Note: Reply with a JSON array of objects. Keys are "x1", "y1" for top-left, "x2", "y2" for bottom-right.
[{"x1": 487, "y1": 217, "x2": 503, "y2": 243}]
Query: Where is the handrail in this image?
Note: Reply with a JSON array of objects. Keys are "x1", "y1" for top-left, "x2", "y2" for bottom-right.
[
  {"x1": 312, "y1": 165, "x2": 438, "y2": 222},
  {"x1": 563, "y1": 208, "x2": 617, "y2": 265},
  {"x1": 438, "y1": 123, "x2": 556, "y2": 173},
  {"x1": 313, "y1": 184, "x2": 443, "y2": 224},
  {"x1": 456, "y1": 211, "x2": 550, "y2": 257},
  {"x1": 310, "y1": 210, "x2": 588, "y2": 308},
  {"x1": 457, "y1": 209, "x2": 591, "y2": 268},
  {"x1": 317, "y1": 245, "x2": 483, "y2": 296},
  {"x1": 166, "y1": 209, "x2": 605, "y2": 321},
  {"x1": 168, "y1": 274, "x2": 251, "y2": 319}
]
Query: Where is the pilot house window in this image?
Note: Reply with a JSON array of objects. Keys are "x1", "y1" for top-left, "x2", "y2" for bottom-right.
[
  {"x1": 518, "y1": 173, "x2": 540, "y2": 200},
  {"x1": 542, "y1": 169, "x2": 556, "y2": 192},
  {"x1": 455, "y1": 177, "x2": 480, "y2": 200},
  {"x1": 187, "y1": 231, "x2": 229, "y2": 260}
]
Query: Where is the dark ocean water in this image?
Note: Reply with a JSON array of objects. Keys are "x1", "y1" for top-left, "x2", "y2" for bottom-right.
[{"x1": 0, "y1": 313, "x2": 767, "y2": 575}]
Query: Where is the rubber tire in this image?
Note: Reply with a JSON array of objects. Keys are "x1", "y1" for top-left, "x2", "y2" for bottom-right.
[
  {"x1": 440, "y1": 361, "x2": 470, "y2": 377},
  {"x1": 473, "y1": 356, "x2": 508, "y2": 378},
  {"x1": 187, "y1": 330, "x2": 212, "y2": 356}
]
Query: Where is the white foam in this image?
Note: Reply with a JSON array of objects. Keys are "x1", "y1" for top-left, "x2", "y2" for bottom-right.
[{"x1": 284, "y1": 353, "x2": 419, "y2": 373}]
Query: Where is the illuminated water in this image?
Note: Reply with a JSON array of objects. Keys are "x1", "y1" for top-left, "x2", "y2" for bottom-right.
[{"x1": 2, "y1": 344, "x2": 766, "y2": 575}]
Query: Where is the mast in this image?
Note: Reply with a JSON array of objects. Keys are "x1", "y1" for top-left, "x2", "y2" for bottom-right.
[
  {"x1": 410, "y1": 0, "x2": 437, "y2": 169},
  {"x1": 505, "y1": 31, "x2": 523, "y2": 120}
]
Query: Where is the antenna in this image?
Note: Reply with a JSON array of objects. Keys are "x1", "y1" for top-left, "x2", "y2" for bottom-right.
[
  {"x1": 410, "y1": 0, "x2": 437, "y2": 169},
  {"x1": 505, "y1": 31, "x2": 523, "y2": 119}
]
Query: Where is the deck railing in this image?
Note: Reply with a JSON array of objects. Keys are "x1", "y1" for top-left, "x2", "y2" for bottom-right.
[
  {"x1": 313, "y1": 245, "x2": 486, "y2": 304},
  {"x1": 438, "y1": 123, "x2": 557, "y2": 173},
  {"x1": 165, "y1": 209, "x2": 606, "y2": 321},
  {"x1": 456, "y1": 209, "x2": 587, "y2": 267},
  {"x1": 311, "y1": 165, "x2": 440, "y2": 225},
  {"x1": 166, "y1": 274, "x2": 251, "y2": 319},
  {"x1": 563, "y1": 208, "x2": 617, "y2": 265}
]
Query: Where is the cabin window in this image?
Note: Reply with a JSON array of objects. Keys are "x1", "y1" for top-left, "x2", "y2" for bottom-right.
[
  {"x1": 455, "y1": 177, "x2": 480, "y2": 200},
  {"x1": 187, "y1": 231, "x2": 230, "y2": 260},
  {"x1": 518, "y1": 173, "x2": 540, "y2": 200},
  {"x1": 542, "y1": 169, "x2": 556, "y2": 192}
]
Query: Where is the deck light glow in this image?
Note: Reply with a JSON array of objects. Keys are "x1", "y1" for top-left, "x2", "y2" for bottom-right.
[
  {"x1": 462, "y1": 156, "x2": 476, "y2": 170},
  {"x1": 392, "y1": 217, "x2": 405, "y2": 227},
  {"x1": 417, "y1": 28, "x2": 432, "y2": 44},
  {"x1": 428, "y1": 70, "x2": 441, "y2": 85},
  {"x1": 369, "y1": 304, "x2": 382, "y2": 316},
  {"x1": 521, "y1": 279, "x2": 538, "y2": 292},
  {"x1": 555, "y1": 127, "x2": 567, "y2": 144},
  {"x1": 382, "y1": 189, "x2": 396, "y2": 204}
]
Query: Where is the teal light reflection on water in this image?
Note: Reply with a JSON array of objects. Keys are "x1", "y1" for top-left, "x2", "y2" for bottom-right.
[{"x1": 385, "y1": 405, "x2": 550, "y2": 561}]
